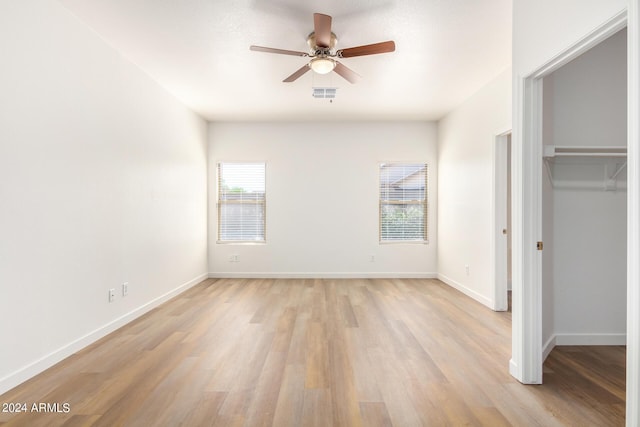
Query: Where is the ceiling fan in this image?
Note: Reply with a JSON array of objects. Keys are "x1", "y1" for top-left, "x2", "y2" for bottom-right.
[{"x1": 250, "y1": 12, "x2": 395, "y2": 84}]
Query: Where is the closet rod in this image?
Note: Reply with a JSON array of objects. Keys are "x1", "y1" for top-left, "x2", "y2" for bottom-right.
[{"x1": 543, "y1": 145, "x2": 627, "y2": 158}]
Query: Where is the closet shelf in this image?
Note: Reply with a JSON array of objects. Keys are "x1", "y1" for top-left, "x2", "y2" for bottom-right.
[
  {"x1": 543, "y1": 145, "x2": 627, "y2": 191},
  {"x1": 543, "y1": 145, "x2": 627, "y2": 158}
]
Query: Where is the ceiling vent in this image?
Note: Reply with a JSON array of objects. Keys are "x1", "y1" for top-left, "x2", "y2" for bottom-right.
[{"x1": 312, "y1": 87, "x2": 337, "y2": 99}]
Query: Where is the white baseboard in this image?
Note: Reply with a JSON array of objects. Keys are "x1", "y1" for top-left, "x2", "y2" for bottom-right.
[
  {"x1": 0, "y1": 272, "x2": 208, "y2": 396},
  {"x1": 509, "y1": 359, "x2": 519, "y2": 379},
  {"x1": 436, "y1": 273, "x2": 493, "y2": 309},
  {"x1": 542, "y1": 333, "x2": 626, "y2": 363},
  {"x1": 554, "y1": 333, "x2": 627, "y2": 346},
  {"x1": 542, "y1": 335, "x2": 557, "y2": 361},
  {"x1": 208, "y1": 272, "x2": 438, "y2": 279}
]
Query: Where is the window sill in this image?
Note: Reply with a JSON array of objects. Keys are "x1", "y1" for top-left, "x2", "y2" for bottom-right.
[
  {"x1": 216, "y1": 240, "x2": 266, "y2": 245},
  {"x1": 379, "y1": 240, "x2": 429, "y2": 245}
]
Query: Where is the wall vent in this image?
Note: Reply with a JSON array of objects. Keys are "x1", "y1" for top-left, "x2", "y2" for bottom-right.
[{"x1": 312, "y1": 87, "x2": 337, "y2": 99}]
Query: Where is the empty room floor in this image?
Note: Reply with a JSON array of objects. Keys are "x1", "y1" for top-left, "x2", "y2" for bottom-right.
[{"x1": 0, "y1": 278, "x2": 625, "y2": 426}]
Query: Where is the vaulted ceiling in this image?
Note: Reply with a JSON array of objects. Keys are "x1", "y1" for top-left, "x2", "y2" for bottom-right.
[{"x1": 59, "y1": 0, "x2": 511, "y2": 121}]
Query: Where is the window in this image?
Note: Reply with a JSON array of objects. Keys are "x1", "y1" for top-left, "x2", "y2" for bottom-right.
[
  {"x1": 217, "y1": 162, "x2": 266, "y2": 243},
  {"x1": 379, "y1": 162, "x2": 428, "y2": 242}
]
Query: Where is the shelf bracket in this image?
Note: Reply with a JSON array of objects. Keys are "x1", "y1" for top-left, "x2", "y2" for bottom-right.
[
  {"x1": 543, "y1": 158, "x2": 554, "y2": 187},
  {"x1": 611, "y1": 161, "x2": 627, "y2": 180}
]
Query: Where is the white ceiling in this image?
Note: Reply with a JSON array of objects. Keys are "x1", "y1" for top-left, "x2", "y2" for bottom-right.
[{"x1": 59, "y1": 0, "x2": 512, "y2": 121}]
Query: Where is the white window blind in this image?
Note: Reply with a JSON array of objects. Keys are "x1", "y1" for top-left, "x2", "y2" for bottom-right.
[
  {"x1": 217, "y1": 162, "x2": 266, "y2": 242},
  {"x1": 379, "y1": 163, "x2": 428, "y2": 242}
]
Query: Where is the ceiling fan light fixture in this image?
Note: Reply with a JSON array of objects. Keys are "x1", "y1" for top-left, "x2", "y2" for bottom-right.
[{"x1": 310, "y1": 57, "x2": 336, "y2": 74}]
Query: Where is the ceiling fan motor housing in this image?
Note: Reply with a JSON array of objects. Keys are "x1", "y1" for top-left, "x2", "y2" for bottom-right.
[{"x1": 307, "y1": 32, "x2": 338, "y2": 53}]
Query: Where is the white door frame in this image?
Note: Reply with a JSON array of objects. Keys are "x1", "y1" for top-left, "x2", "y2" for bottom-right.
[
  {"x1": 627, "y1": 2, "x2": 640, "y2": 425},
  {"x1": 492, "y1": 129, "x2": 511, "y2": 312},
  {"x1": 511, "y1": 10, "x2": 628, "y2": 386}
]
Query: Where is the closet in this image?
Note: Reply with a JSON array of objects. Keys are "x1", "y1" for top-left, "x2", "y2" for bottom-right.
[{"x1": 541, "y1": 28, "x2": 627, "y2": 357}]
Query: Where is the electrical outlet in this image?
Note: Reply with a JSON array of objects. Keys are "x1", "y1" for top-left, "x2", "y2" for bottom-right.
[
  {"x1": 465, "y1": 265, "x2": 470, "y2": 276},
  {"x1": 108, "y1": 288, "x2": 115, "y2": 303},
  {"x1": 370, "y1": 255, "x2": 375, "y2": 262},
  {"x1": 228, "y1": 255, "x2": 239, "y2": 263},
  {"x1": 122, "y1": 282, "x2": 129, "y2": 296}
]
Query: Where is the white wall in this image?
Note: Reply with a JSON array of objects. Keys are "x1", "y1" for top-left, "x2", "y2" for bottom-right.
[
  {"x1": 208, "y1": 122, "x2": 437, "y2": 277},
  {"x1": 0, "y1": 0, "x2": 208, "y2": 394},
  {"x1": 543, "y1": 29, "x2": 627, "y2": 347},
  {"x1": 437, "y1": 67, "x2": 512, "y2": 308},
  {"x1": 513, "y1": 0, "x2": 627, "y2": 76},
  {"x1": 546, "y1": 29, "x2": 627, "y2": 149}
]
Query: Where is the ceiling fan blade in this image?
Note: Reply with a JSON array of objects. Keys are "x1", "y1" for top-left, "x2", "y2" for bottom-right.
[
  {"x1": 283, "y1": 64, "x2": 311, "y2": 82},
  {"x1": 250, "y1": 45, "x2": 308, "y2": 57},
  {"x1": 313, "y1": 13, "x2": 332, "y2": 48},
  {"x1": 333, "y1": 61, "x2": 361, "y2": 84},
  {"x1": 337, "y1": 40, "x2": 396, "y2": 58}
]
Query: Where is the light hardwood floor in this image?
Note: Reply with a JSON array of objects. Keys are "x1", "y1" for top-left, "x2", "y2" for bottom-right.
[{"x1": 0, "y1": 278, "x2": 625, "y2": 426}]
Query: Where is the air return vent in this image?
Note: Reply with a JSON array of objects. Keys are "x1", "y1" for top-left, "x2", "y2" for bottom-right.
[{"x1": 312, "y1": 87, "x2": 337, "y2": 99}]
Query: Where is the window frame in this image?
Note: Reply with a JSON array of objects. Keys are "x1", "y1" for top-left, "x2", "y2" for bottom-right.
[
  {"x1": 216, "y1": 162, "x2": 266, "y2": 244},
  {"x1": 379, "y1": 162, "x2": 429, "y2": 244}
]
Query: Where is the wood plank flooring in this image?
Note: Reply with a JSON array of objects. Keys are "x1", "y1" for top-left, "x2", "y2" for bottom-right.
[{"x1": 0, "y1": 278, "x2": 625, "y2": 426}]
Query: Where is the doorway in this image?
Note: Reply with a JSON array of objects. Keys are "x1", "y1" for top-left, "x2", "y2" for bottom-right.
[
  {"x1": 494, "y1": 131, "x2": 512, "y2": 312},
  {"x1": 540, "y1": 28, "x2": 627, "y2": 360}
]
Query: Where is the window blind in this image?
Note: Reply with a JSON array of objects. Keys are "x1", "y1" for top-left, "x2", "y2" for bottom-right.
[
  {"x1": 379, "y1": 163, "x2": 428, "y2": 242},
  {"x1": 217, "y1": 162, "x2": 266, "y2": 242}
]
